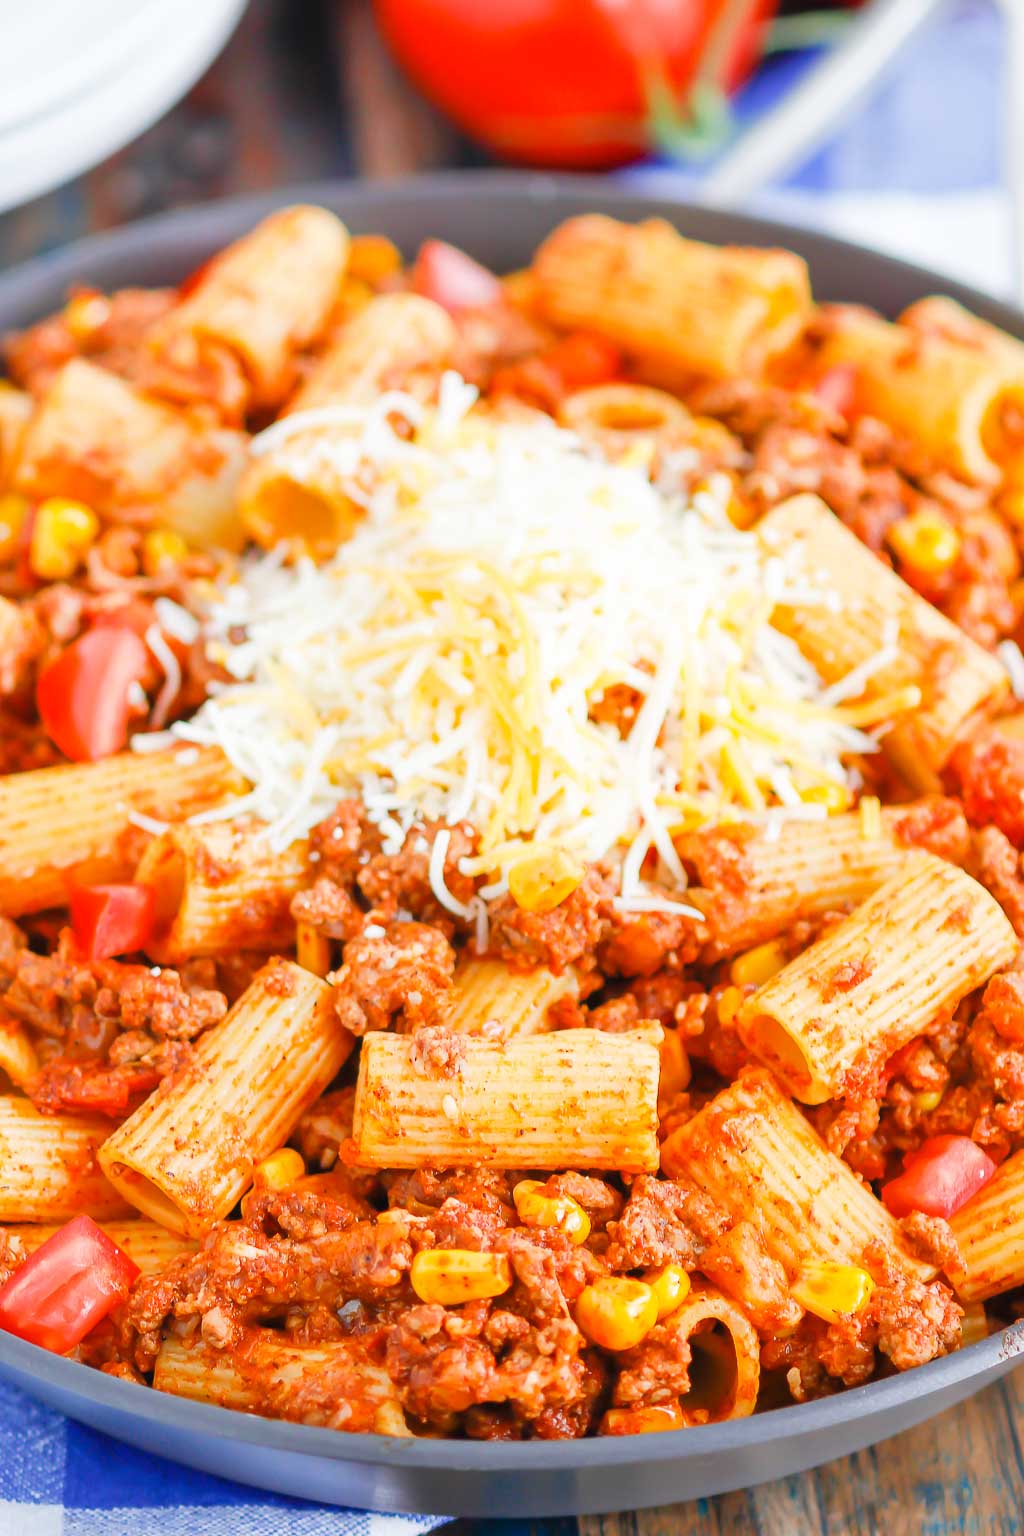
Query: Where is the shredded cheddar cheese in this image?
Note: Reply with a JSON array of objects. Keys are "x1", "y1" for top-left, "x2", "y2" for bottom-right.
[{"x1": 160, "y1": 374, "x2": 904, "y2": 910}]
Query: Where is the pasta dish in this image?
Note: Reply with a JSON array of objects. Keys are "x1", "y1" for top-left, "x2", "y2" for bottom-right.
[{"x1": 2, "y1": 206, "x2": 1024, "y2": 1440}]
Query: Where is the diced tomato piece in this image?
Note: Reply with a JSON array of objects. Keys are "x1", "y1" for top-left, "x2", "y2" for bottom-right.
[
  {"x1": 70, "y1": 882, "x2": 155, "y2": 961},
  {"x1": 0, "y1": 1216, "x2": 139, "y2": 1354},
  {"x1": 813, "y1": 363, "x2": 859, "y2": 417},
  {"x1": 412, "y1": 240, "x2": 503, "y2": 312},
  {"x1": 36, "y1": 625, "x2": 149, "y2": 761},
  {"x1": 492, "y1": 329, "x2": 621, "y2": 409},
  {"x1": 89, "y1": 599, "x2": 157, "y2": 639},
  {"x1": 881, "y1": 1134, "x2": 997, "y2": 1219},
  {"x1": 544, "y1": 331, "x2": 621, "y2": 391}
]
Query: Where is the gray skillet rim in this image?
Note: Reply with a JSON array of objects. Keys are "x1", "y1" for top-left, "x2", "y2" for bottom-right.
[{"x1": 0, "y1": 170, "x2": 1022, "y2": 1516}]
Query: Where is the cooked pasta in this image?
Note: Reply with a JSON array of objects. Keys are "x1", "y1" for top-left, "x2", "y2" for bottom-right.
[
  {"x1": 99, "y1": 960, "x2": 354, "y2": 1235},
  {"x1": 3, "y1": 206, "x2": 1024, "y2": 1444},
  {"x1": 134, "y1": 819, "x2": 309, "y2": 963},
  {"x1": 736, "y1": 855, "x2": 1016, "y2": 1103},
  {"x1": 0, "y1": 745, "x2": 242, "y2": 916}
]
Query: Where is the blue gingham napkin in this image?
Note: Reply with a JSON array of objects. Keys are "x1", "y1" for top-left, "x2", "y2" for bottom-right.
[
  {"x1": 0, "y1": 1381, "x2": 445, "y2": 1535},
  {"x1": 0, "y1": 2, "x2": 1009, "y2": 1530}
]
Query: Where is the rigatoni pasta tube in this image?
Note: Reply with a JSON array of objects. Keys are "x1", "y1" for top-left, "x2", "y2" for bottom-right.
[
  {"x1": 0, "y1": 1016, "x2": 39, "y2": 1090},
  {"x1": 99, "y1": 960, "x2": 354, "y2": 1236},
  {"x1": 900, "y1": 295, "x2": 1024, "y2": 373},
  {"x1": 678, "y1": 801, "x2": 954, "y2": 961},
  {"x1": 661, "y1": 1070, "x2": 933, "y2": 1281},
  {"x1": 353, "y1": 1026, "x2": 661, "y2": 1171},
  {"x1": 0, "y1": 744, "x2": 242, "y2": 917},
  {"x1": 13, "y1": 1220, "x2": 196, "y2": 1276},
  {"x1": 135, "y1": 819, "x2": 309, "y2": 964},
  {"x1": 662, "y1": 1285, "x2": 759, "y2": 1427},
  {"x1": 0, "y1": 1098, "x2": 131, "y2": 1223},
  {"x1": 13, "y1": 360, "x2": 249, "y2": 549},
  {"x1": 736, "y1": 855, "x2": 1016, "y2": 1104},
  {"x1": 153, "y1": 1333, "x2": 409, "y2": 1434},
  {"x1": 441, "y1": 958, "x2": 578, "y2": 1038},
  {"x1": 759, "y1": 494, "x2": 1009, "y2": 788},
  {"x1": 145, "y1": 206, "x2": 350, "y2": 417},
  {"x1": 811, "y1": 305, "x2": 1024, "y2": 482},
  {"x1": 239, "y1": 294, "x2": 456, "y2": 556},
  {"x1": 532, "y1": 215, "x2": 810, "y2": 383},
  {"x1": 0, "y1": 382, "x2": 31, "y2": 486},
  {"x1": 947, "y1": 1150, "x2": 1024, "y2": 1301}
]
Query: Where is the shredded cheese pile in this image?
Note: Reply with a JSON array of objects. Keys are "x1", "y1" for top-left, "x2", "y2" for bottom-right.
[{"x1": 162, "y1": 375, "x2": 894, "y2": 911}]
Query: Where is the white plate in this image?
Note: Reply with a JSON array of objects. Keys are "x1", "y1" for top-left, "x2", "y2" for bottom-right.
[
  {"x1": 0, "y1": 0, "x2": 247, "y2": 213},
  {"x1": 0, "y1": 0, "x2": 169, "y2": 134}
]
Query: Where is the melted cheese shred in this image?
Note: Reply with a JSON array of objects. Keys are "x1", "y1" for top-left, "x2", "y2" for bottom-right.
[{"x1": 166, "y1": 375, "x2": 888, "y2": 906}]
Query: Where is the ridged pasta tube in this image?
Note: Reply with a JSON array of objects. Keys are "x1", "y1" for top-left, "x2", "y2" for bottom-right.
[
  {"x1": 99, "y1": 960, "x2": 354, "y2": 1236},
  {"x1": 736, "y1": 854, "x2": 1016, "y2": 1104},
  {"x1": 0, "y1": 1098, "x2": 131, "y2": 1222},
  {"x1": 759, "y1": 494, "x2": 1009, "y2": 789},
  {"x1": 135, "y1": 819, "x2": 309, "y2": 964},
  {"x1": 0, "y1": 745, "x2": 242, "y2": 917},
  {"x1": 532, "y1": 215, "x2": 810, "y2": 384},
  {"x1": 661, "y1": 1070, "x2": 934, "y2": 1281},
  {"x1": 353, "y1": 1026, "x2": 661, "y2": 1172}
]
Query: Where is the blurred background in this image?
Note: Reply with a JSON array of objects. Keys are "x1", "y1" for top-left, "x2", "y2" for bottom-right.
[{"x1": 0, "y1": 0, "x2": 1015, "y2": 292}]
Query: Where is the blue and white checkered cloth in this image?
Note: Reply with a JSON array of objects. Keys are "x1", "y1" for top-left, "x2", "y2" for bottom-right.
[
  {"x1": 0, "y1": 1382, "x2": 446, "y2": 1535},
  {"x1": 0, "y1": 2, "x2": 1010, "y2": 1530}
]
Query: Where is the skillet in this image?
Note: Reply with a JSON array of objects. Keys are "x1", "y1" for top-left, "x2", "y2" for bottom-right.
[{"x1": 0, "y1": 172, "x2": 1022, "y2": 1517}]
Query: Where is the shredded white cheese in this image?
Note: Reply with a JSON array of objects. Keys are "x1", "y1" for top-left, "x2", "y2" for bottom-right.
[{"x1": 164, "y1": 376, "x2": 890, "y2": 909}]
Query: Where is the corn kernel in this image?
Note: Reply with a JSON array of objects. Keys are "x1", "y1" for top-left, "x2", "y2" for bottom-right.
[
  {"x1": 240, "y1": 1146, "x2": 306, "y2": 1217},
  {"x1": 296, "y1": 921, "x2": 332, "y2": 977},
  {"x1": 64, "y1": 292, "x2": 112, "y2": 343},
  {"x1": 0, "y1": 493, "x2": 28, "y2": 561},
  {"x1": 575, "y1": 1277, "x2": 658, "y2": 1351},
  {"x1": 508, "y1": 845, "x2": 584, "y2": 915},
  {"x1": 253, "y1": 1147, "x2": 305, "y2": 1191},
  {"x1": 601, "y1": 1402, "x2": 684, "y2": 1435},
  {"x1": 643, "y1": 1264, "x2": 691, "y2": 1321},
  {"x1": 888, "y1": 509, "x2": 961, "y2": 576},
  {"x1": 142, "y1": 527, "x2": 189, "y2": 576},
  {"x1": 30, "y1": 498, "x2": 99, "y2": 580},
  {"x1": 410, "y1": 1249, "x2": 512, "y2": 1305},
  {"x1": 730, "y1": 939, "x2": 787, "y2": 989},
  {"x1": 346, "y1": 235, "x2": 402, "y2": 284},
  {"x1": 725, "y1": 490, "x2": 757, "y2": 530},
  {"x1": 658, "y1": 1029, "x2": 690, "y2": 1103},
  {"x1": 799, "y1": 779, "x2": 853, "y2": 813},
  {"x1": 513, "y1": 1179, "x2": 591, "y2": 1245},
  {"x1": 716, "y1": 985, "x2": 745, "y2": 1028},
  {"x1": 858, "y1": 794, "x2": 883, "y2": 840},
  {"x1": 912, "y1": 1088, "x2": 943, "y2": 1114},
  {"x1": 792, "y1": 1261, "x2": 875, "y2": 1324}
]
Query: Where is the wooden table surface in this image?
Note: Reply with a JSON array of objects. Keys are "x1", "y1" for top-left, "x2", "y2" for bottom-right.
[{"x1": 2, "y1": 2, "x2": 1023, "y2": 1529}]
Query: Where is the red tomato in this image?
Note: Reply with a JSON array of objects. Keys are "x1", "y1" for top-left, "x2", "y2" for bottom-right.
[
  {"x1": 412, "y1": 240, "x2": 504, "y2": 312},
  {"x1": 36, "y1": 626, "x2": 150, "y2": 761},
  {"x1": 374, "y1": 0, "x2": 777, "y2": 168},
  {"x1": 492, "y1": 329, "x2": 622, "y2": 409},
  {"x1": 544, "y1": 332, "x2": 622, "y2": 391},
  {"x1": 881, "y1": 1135, "x2": 997, "y2": 1220},
  {"x1": 813, "y1": 363, "x2": 859, "y2": 417},
  {"x1": 70, "y1": 883, "x2": 156, "y2": 961},
  {"x1": 0, "y1": 1216, "x2": 139, "y2": 1354}
]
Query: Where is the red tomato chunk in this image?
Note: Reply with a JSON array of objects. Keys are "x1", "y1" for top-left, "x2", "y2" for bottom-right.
[
  {"x1": 36, "y1": 626, "x2": 149, "y2": 761},
  {"x1": 412, "y1": 240, "x2": 503, "y2": 312},
  {"x1": 0, "y1": 1216, "x2": 139, "y2": 1354},
  {"x1": 70, "y1": 882, "x2": 156, "y2": 961},
  {"x1": 881, "y1": 1135, "x2": 997, "y2": 1219}
]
